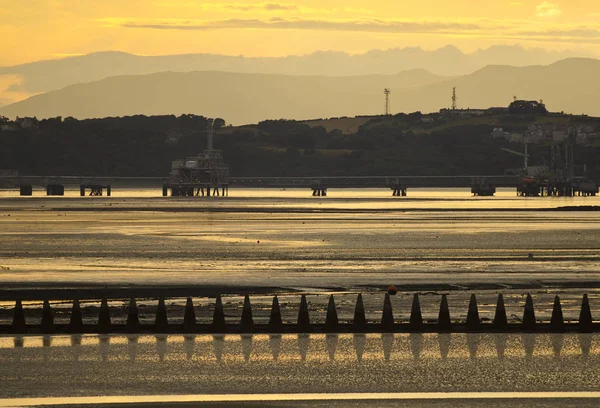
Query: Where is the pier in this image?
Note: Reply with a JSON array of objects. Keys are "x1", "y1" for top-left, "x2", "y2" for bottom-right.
[{"x1": 1, "y1": 174, "x2": 598, "y2": 197}]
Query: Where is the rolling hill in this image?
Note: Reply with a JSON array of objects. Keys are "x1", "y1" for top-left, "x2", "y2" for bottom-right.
[{"x1": 1, "y1": 58, "x2": 599, "y2": 124}]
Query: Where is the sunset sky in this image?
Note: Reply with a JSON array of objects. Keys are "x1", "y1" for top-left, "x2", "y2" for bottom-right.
[{"x1": 0, "y1": 0, "x2": 599, "y2": 65}]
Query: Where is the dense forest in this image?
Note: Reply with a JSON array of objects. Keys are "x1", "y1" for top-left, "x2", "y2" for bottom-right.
[{"x1": 1, "y1": 112, "x2": 600, "y2": 179}]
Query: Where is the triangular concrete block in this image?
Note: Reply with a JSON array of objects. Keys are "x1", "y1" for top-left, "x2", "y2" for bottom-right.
[
  {"x1": 211, "y1": 295, "x2": 227, "y2": 333},
  {"x1": 550, "y1": 295, "x2": 564, "y2": 332},
  {"x1": 522, "y1": 294, "x2": 536, "y2": 330},
  {"x1": 241, "y1": 295, "x2": 254, "y2": 332},
  {"x1": 325, "y1": 295, "x2": 339, "y2": 331},
  {"x1": 438, "y1": 294, "x2": 451, "y2": 330},
  {"x1": 466, "y1": 294, "x2": 480, "y2": 330},
  {"x1": 269, "y1": 296, "x2": 283, "y2": 330},
  {"x1": 297, "y1": 295, "x2": 311, "y2": 332},
  {"x1": 155, "y1": 297, "x2": 169, "y2": 332},
  {"x1": 579, "y1": 294, "x2": 593, "y2": 333},
  {"x1": 493, "y1": 294, "x2": 508, "y2": 328},
  {"x1": 381, "y1": 294, "x2": 394, "y2": 330},
  {"x1": 98, "y1": 297, "x2": 111, "y2": 333}
]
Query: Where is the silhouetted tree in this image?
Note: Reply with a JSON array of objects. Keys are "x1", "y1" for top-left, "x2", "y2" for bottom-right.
[{"x1": 509, "y1": 100, "x2": 548, "y2": 114}]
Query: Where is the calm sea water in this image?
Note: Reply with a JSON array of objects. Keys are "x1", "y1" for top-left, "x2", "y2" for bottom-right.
[
  {"x1": 1, "y1": 189, "x2": 600, "y2": 405},
  {"x1": 0, "y1": 333, "x2": 598, "y2": 404},
  {"x1": 0, "y1": 187, "x2": 599, "y2": 291}
]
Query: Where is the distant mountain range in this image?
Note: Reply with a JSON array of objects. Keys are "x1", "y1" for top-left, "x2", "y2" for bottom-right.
[
  {"x1": 1, "y1": 58, "x2": 599, "y2": 124},
  {"x1": 0, "y1": 45, "x2": 591, "y2": 100}
]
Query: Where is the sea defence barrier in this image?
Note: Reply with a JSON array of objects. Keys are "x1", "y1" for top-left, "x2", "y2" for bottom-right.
[{"x1": 0, "y1": 293, "x2": 597, "y2": 335}]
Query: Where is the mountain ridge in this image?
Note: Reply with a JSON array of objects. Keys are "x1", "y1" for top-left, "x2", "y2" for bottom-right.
[
  {"x1": 1, "y1": 58, "x2": 599, "y2": 124},
  {"x1": 0, "y1": 45, "x2": 593, "y2": 105}
]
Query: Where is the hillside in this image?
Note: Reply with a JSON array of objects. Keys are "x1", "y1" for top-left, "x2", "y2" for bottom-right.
[
  {"x1": 1, "y1": 58, "x2": 600, "y2": 124},
  {"x1": 1, "y1": 112, "x2": 599, "y2": 180},
  {"x1": 0, "y1": 70, "x2": 449, "y2": 125},
  {"x1": 0, "y1": 45, "x2": 587, "y2": 101}
]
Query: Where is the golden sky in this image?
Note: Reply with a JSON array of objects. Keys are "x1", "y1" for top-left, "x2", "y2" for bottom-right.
[{"x1": 0, "y1": 0, "x2": 599, "y2": 65}]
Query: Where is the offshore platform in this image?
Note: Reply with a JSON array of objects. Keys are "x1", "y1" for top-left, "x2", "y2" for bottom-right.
[
  {"x1": 503, "y1": 129, "x2": 598, "y2": 197},
  {"x1": 163, "y1": 119, "x2": 229, "y2": 197}
]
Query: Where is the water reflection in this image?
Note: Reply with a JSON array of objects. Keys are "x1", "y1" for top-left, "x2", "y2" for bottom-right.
[
  {"x1": 212, "y1": 335, "x2": 225, "y2": 362},
  {"x1": 183, "y1": 335, "x2": 195, "y2": 360},
  {"x1": 522, "y1": 334, "x2": 535, "y2": 360},
  {"x1": 1, "y1": 333, "x2": 599, "y2": 399},
  {"x1": 71, "y1": 334, "x2": 82, "y2": 361},
  {"x1": 382, "y1": 333, "x2": 393, "y2": 361},
  {"x1": 494, "y1": 334, "x2": 507, "y2": 359},
  {"x1": 127, "y1": 334, "x2": 138, "y2": 362},
  {"x1": 551, "y1": 333, "x2": 564, "y2": 357},
  {"x1": 241, "y1": 334, "x2": 252, "y2": 362},
  {"x1": 467, "y1": 333, "x2": 481, "y2": 360},
  {"x1": 353, "y1": 334, "x2": 366, "y2": 362},
  {"x1": 1, "y1": 333, "x2": 597, "y2": 363},
  {"x1": 14, "y1": 336, "x2": 23, "y2": 348},
  {"x1": 410, "y1": 333, "x2": 423, "y2": 360},
  {"x1": 326, "y1": 334, "x2": 338, "y2": 361},
  {"x1": 269, "y1": 334, "x2": 281, "y2": 361},
  {"x1": 580, "y1": 334, "x2": 592, "y2": 358},
  {"x1": 99, "y1": 335, "x2": 110, "y2": 362},
  {"x1": 297, "y1": 334, "x2": 310, "y2": 361},
  {"x1": 438, "y1": 333, "x2": 451, "y2": 360},
  {"x1": 155, "y1": 334, "x2": 167, "y2": 362}
]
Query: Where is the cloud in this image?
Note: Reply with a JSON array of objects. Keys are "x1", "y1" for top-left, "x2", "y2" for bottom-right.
[
  {"x1": 224, "y1": 3, "x2": 298, "y2": 11},
  {"x1": 122, "y1": 17, "x2": 488, "y2": 35},
  {"x1": 535, "y1": 1, "x2": 562, "y2": 18}
]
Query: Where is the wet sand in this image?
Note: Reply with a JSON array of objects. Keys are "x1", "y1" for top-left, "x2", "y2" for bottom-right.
[
  {"x1": 0, "y1": 333, "x2": 599, "y2": 402},
  {"x1": 1, "y1": 190, "x2": 600, "y2": 323}
]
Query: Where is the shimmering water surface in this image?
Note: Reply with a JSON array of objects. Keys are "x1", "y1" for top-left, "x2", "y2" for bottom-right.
[
  {"x1": 0, "y1": 333, "x2": 599, "y2": 401},
  {"x1": 0, "y1": 188, "x2": 599, "y2": 290},
  {"x1": 1, "y1": 188, "x2": 600, "y2": 405}
]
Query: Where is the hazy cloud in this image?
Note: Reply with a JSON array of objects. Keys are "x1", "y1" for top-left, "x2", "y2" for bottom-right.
[
  {"x1": 535, "y1": 1, "x2": 562, "y2": 18},
  {"x1": 122, "y1": 17, "x2": 488, "y2": 35},
  {"x1": 224, "y1": 3, "x2": 298, "y2": 11}
]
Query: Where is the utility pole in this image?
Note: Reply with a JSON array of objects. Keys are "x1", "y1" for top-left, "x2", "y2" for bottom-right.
[
  {"x1": 452, "y1": 87, "x2": 457, "y2": 110},
  {"x1": 384, "y1": 88, "x2": 391, "y2": 115},
  {"x1": 207, "y1": 119, "x2": 214, "y2": 151}
]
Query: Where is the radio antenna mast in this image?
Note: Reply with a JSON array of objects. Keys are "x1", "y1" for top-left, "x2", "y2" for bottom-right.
[{"x1": 384, "y1": 88, "x2": 391, "y2": 115}]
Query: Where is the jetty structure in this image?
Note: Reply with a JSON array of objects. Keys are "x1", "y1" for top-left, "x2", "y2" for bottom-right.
[
  {"x1": 503, "y1": 129, "x2": 598, "y2": 197},
  {"x1": 162, "y1": 119, "x2": 230, "y2": 197}
]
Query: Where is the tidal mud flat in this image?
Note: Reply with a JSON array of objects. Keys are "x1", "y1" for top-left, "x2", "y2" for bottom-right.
[{"x1": 0, "y1": 190, "x2": 599, "y2": 323}]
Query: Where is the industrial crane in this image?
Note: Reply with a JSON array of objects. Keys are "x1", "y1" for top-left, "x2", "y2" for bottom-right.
[{"x1": 501, "y1": 144, "x2": 528, "y2": 175}]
